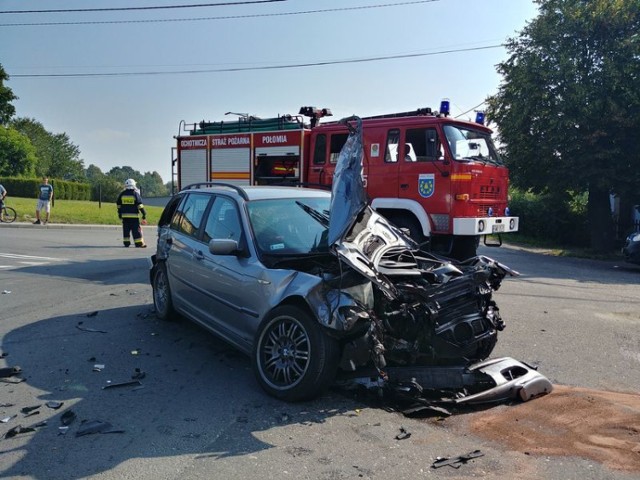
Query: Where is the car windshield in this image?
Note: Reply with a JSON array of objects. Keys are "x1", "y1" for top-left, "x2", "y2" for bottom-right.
[
  {"x1": 443, "y1": 124, "x2": 503, "y2": 165},
  {"x1": 247, "y1": 197, "x2": 331, "y2": 255}
]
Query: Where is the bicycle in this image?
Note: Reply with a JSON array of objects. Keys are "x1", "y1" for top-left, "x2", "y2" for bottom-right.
[{"x1": 0, "y1": 205, "x2": 17, "y2": 223}]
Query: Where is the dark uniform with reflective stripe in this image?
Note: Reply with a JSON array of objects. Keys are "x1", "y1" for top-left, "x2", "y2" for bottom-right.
[{"x1": 116, "y1": 188, "x2": 147, "y2": 247}]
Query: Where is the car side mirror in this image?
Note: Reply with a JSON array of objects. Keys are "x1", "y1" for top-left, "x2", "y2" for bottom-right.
[{"x1": 209, "y1": 238, "x2": 240, "y2": 256}]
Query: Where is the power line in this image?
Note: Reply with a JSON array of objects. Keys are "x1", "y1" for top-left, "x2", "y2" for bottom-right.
[
  {"x1": 11, "y1": 44, "x2": 504, "y2": 78},
  {"x1": 0, "y1": 0, "x2": 285, "y2": 15},
  {"x1": 455, "y1": 101, "x2": 487, "y2": 118},
  {"x1": 0, "y1": 1, "x2": 439, "y2": 27}
]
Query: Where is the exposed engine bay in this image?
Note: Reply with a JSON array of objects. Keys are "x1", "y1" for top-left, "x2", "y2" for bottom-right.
[{"x1": 314, "y1": 115, "x2": 551, "y2": 405}]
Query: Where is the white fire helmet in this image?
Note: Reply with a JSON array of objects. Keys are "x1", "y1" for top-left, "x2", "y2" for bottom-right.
[{"x1": 125, "y1": 178, "x2": 137, "y2": 189}]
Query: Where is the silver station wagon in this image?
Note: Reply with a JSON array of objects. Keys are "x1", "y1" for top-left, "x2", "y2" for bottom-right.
[{"x1": 150, "y1": 119, "x2": 523, "y2": 402}]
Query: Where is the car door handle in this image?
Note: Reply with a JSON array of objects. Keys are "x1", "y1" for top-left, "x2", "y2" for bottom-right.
[
  {"x1": 192, "y1": 250, "x2": 204, "y2": 261},
  {"x1": 400, "y1": 184, "x2": 409, "y2": 189}
]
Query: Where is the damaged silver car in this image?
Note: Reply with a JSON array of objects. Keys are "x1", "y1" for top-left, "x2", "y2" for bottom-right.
[{"x1": 151, "y1": 117, "x2": 550, "y2": 403}]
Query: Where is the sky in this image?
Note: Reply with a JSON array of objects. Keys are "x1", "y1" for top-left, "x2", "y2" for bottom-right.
[{"x1": 1, "y1": 0, "x2": 540, "y2": 184}]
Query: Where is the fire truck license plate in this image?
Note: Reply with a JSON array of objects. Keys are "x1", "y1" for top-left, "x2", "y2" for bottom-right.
[{"x1": 492, "y1": 224, "x2": 505, "y2": 233}]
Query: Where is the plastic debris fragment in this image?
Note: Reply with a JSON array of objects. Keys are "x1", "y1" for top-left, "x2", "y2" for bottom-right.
[
  {"x1": 102, "y1": 380, "x2": 142, "y2": 390},
  {"x1": 4, "y1": 425, "x2": 35, "y2": 438},
  {"x1": 76, "y1": 324, "x2": 107, "y2": 334},
  {"x1": 46, "y1": 401, "x2": 64, "y2": 410},
  {"x1": 0, "y1": 366, "x2": 22, "y2": 378},
  {"x1": 76, "y1": 419, "x2": 125, "y2": 437},
  {"x1": 432, "y1": 450, "x2": 484, "y2": 469},
  {"x1": 60, "y1": 410, "x2": 77, "y2": 426},
  {"x1": 395, "y1": 426, "x2": 411, "y2": 440},
  {"x1": 21, "y1": 405, "x2": 41, "y2": 415}
]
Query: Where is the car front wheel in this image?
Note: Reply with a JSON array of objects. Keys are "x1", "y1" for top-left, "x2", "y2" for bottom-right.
[
  {"x1": 152, "y1": 263, "x2": 176, "y2": 321},
  {"x1": 253, "y1": 305, "x2": 339, "y2": 402}
]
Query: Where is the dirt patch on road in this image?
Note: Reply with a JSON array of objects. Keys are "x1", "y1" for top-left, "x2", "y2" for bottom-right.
[{"x1": 462, "y1": 385, "x2": 640, "y2": 472}]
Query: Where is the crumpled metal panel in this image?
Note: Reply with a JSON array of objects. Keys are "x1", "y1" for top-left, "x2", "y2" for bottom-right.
[{"x1": 328, "y1": 116, "x2": 367, "y2": 247}]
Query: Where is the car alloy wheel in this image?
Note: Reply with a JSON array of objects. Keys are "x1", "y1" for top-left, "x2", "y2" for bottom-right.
[
  {"x1": 153, "y1": 263, "x2": 175, "y2": 321},
  {"x1": 253, "y1": 305, "x2": 338, "y2": 401}
]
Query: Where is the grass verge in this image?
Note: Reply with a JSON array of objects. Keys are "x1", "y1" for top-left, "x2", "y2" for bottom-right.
[{"x1": 4, "y1": 196, "x2": 163, "y2": 225}]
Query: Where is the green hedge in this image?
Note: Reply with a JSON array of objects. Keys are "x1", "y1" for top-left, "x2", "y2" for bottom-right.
[
  {"x1": 509, "y1": 188, "x2": 589, "y2": 247},
  {"x1": 0, "y1": 177, "x2": 91, "y2": 201}
]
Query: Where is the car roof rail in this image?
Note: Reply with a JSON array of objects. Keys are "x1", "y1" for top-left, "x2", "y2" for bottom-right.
[{"x1": 182, "y1": 182, "x2": 249, "y2": 200}]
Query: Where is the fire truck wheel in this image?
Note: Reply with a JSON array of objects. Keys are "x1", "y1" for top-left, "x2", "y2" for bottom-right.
[
  {"x1": 451, "y1": 236, "x2": 480, "y2": 260},
  {"x1": 390, "y1": 215, "x2": 425, "y2": 246}
]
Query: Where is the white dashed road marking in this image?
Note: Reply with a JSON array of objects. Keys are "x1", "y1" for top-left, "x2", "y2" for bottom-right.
[{"x1": 0, "y1": 252, "x2": 67, "y2": 270}]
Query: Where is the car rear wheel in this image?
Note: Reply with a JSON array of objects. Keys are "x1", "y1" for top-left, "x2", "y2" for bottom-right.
[
  {"x1": 253, "y1": 305, "x2": 339, "y2": 402},
  {"x1": 153, "y1": 263, "x2": 176, "y2": 321}
]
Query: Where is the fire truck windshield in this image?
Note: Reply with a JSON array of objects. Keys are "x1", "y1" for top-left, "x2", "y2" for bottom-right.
[{"x1": 443, "y1": 124, "x2": 502, "y2": 165}]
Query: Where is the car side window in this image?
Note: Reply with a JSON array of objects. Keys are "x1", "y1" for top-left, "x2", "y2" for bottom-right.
[
  {"x1": 159, "y1": 194, "x2": 183, "y2": 227},
  {"x1": 203, "y1": 197, "x2": 243, "y2": 244},
  {"x1": 171, "y1": 193, "x2": 211, "y2": 238}
]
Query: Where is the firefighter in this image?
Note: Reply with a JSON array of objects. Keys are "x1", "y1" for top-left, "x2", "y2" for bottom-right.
[{"x1": 116, "y1": 179, "x2": 147, "y2": 248}]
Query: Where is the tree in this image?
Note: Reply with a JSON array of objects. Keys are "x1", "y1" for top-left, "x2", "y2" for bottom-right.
[
  {"x1": 138, "y1": 171, "x2": 169, "y2": 197},
  {"x1": 108, "y1": 166, "x2": 141, "y2": 185},
  {"x1": 0, "y1": 127, "x2": 37, "y2": 176},
  {"x1": 10, "y1": 117, "x2": 86, "y2": 180},
  {"x1": 85, "y1": 164, "x2": 105, "y2": 182},
  {"x1": 48, "y1": 132, "x2": 85, "y2": 181},
  {"x1": 486, "y1": 0, "x2": 640, "y2": 252},
  {"x1": 0, "y1": 64, "x2": 17, "y2": 125}
]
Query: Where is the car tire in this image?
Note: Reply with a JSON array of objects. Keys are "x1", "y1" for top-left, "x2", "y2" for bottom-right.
[
  {"x1": 451, "y1": 236, "x2": 480, "y2": 260},
  {"x1": 152, "y1": 263, "x2": 176, "y2": 321},
  {"x1": 253, "y1": 305, "x2": 339, "y2": 402}
]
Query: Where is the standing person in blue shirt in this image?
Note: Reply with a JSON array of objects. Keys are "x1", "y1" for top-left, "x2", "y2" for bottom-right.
[
  {"x1": 116, "y1": 178, "x2": 147, "y2": 247},
  {"x1": 34, "y1": 177, "x2": 53, "y2": 225}
]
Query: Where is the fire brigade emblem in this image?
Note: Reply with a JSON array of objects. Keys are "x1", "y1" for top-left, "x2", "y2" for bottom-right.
[{"x1": 418, "y1": 173, "x2": 435, "y2": 198}]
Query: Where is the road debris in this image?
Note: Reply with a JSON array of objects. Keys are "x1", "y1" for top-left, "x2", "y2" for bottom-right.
[
  {"x1": 76, "y1": 323, "x2": 107, "y2": 334},
  {"x1": 76, "y1": 420, "x2": 125, "y2": 437},
  {"x1": 4, "y1": 425, "x2": 35, "y2": 438},
  {"x1": 338, "y1": 357, "x2": 552, "y2": 416},
  {"x1": 1, "y1": 290, "x2": 11, "y2": 294},
  {"x1": 60, "y1": 410, "x2": 77, "y2": 426},
  {"x1": 1, "y1": 414, "x2": 17, "y2": 423},
  {"x1": 395, "y1": 426, "x2": 411, "y2": 440},
  {"x1": 21, "y1": 405, "x2": 41, "y2": 415},
  {"x1": 45, "y1": 401, "x2": 64, "y2": 410},
  {"x1": 102, "y1": 380, "x2": 142, "y2": 390},
  {"x1": 432, "y1": 450, "x2": 484, "y2": 469},
  {"x1": 86, "y1": 311, "x2": 99, "y2": 317},
  {"x1": 93, "y1": 364, "x2": 105, "y2": 372},
  {"x1": 0, "y1": 366, "x2": 22, "y2": 378},
  {"x1": 131, "y1": 368, "x2": 145, "y2": 380}
]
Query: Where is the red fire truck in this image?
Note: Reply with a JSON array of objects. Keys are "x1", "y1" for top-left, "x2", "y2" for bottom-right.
[{"x1": 173, "y1": 101, "x2": 518, "y2": 258}]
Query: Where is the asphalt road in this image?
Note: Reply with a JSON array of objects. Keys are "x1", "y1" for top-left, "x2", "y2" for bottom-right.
[{"x1": 0, "y1": 224, "x2": 639, "y2": 480}]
